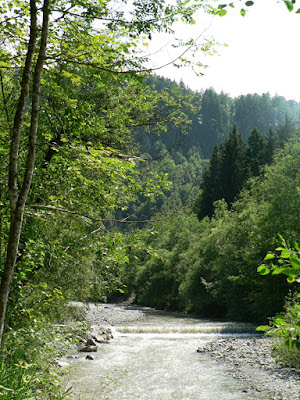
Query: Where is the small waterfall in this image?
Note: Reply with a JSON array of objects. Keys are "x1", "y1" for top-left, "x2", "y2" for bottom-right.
[{"x1": 116, "y1": 323, "x2": 258, "y2": 335}]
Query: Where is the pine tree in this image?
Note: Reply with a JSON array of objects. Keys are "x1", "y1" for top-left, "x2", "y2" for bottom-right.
[
  {"x1": 220, "y1": 125, "x2": 248, "y2": 205},
  {"x1": 195, "y1": 126, "x2": 248, "y2": 219},
  {"x1": 247, "y1": 128, "x2": 267, "y2": 176},
  {"x1": 195, "y1": 144, "x2": 223, "y2": 219}
]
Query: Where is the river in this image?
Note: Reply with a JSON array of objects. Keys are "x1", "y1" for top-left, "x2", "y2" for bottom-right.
[{"x1": 63, "y1": 304, "x2": 267, "y2": 400}]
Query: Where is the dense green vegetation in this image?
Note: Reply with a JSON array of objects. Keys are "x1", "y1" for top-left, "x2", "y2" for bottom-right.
[
  {"x1": 121, "y1": 139, "x2": 300, "y2": 325},
  {"x1": 1, "y1": 0, "x2": 300, "y2": 397}
]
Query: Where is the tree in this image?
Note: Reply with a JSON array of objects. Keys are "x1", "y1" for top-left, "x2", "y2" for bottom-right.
[
  {"x1": 0, "y1": 0, "x2": 220, "y2": 348},
  {"x1": 247, "y1": 128, "x2": 267, "y2": 176},
  {"x1": 221, "y1": 125, "x2": 248, "y2": 204},
  {"x1": 194, "y1": 144, "x2": 223, "y2": 219},
  {"x1": 195, "y1": 126, "x2": 248, "y2": 219}
]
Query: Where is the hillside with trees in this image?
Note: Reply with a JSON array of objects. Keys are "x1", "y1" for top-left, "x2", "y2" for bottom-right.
[
  {"x1": 1, "y1": 0, "x2": 300, "y2": 397},
  {"x1": 121, "y1": 139, "x2": 300, "y2": 320},
  {"x1": 138, "y1": 76, "x2": 300, "y2": 159}
]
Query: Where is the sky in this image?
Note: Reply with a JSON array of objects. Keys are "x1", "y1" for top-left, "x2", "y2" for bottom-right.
[{"x1": 148, "y1": 0, "x2": 300, "y2": 102}]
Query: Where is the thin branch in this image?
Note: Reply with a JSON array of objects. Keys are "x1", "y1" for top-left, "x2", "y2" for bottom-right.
[
  {"x1": 64, "y1": 225, "x2": 107, "y2": 252},
  {"x1": 25, "y1": 176, "x2": 199, "y2": 224},
  {"x1": 49, "y1": 22, "x2": 212, "y2": 76}
]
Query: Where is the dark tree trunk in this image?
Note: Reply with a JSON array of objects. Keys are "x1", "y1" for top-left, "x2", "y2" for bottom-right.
[{"x1": 0, "y1": 0, "x2": 50, "y2": 348}]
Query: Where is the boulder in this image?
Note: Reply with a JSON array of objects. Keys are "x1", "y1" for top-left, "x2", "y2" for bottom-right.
[
  {"x1": 86, "y1": 354, "x2": 97, "y2": 360},
  {"x1": 78, "y1": 343, "x2": 98, "y2": 352},
  {"x1": 90, "y1": 325, "x2": 113, "y2": 344}
]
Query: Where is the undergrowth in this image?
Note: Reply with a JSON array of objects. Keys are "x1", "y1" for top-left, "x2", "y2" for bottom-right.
[{"x1": 0, "y1": 306, "x2": 88, "y2": 399}]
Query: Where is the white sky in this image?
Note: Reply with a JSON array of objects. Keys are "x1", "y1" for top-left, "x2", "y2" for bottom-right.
[{"x1": 149, "y1": 0, "x2": 300, "y2": 102}]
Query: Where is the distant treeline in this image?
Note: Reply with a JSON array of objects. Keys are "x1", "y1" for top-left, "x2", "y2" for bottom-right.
[{"x1": 137, "y1": 75, "x2": 300, "y2": 158}]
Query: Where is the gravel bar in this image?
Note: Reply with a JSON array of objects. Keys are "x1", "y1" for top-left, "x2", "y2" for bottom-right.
[{"x1": 199, "y1": 337, "x2": 300, "y2": 400}]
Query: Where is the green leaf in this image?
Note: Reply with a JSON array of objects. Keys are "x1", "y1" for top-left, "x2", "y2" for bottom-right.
[
  {"x1": 290, "y1": 257, "x2": 300, "y2": 269},
  {"x1": 264, "y1": 253, "x2": 275, "y2": 261},
  {"x1": 240, "y1": 8, "x2": 246, "y2": 16},
  {"x1": 256, "y1": 325, "x2": 269, "y2": 332},
  {"x1": 280, "y1": 249, "x2": 292, "y2": 258},
  {"x1": 284, "y1": 268, "x2": 299, "y2": 277},
  {"x1": 272, "y1": 267, "x2": 290, "y2": 275},
  {"x1": 273, "y1": 317, "x2": 285, "y2": 325},
  {"x1": 287, "y1": 276, "x2": 296, "y2": 283},
  {"x1": 257, "y1": 265, "x2": 270, "y2": 275},
  {"x1": 217, "y1": 9, "x2": 227, "y2": 17},
  {"x1": 245, "y1": 1, "x2": 254, "y2": 6},
  {"x1": 284, "y1": 1, "x2": 294, "y2": 12}
]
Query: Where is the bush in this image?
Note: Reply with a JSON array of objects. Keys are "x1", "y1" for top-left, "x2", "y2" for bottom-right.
[{"x1": 0, "y1": 313, "x2": 87, "y2": 399}]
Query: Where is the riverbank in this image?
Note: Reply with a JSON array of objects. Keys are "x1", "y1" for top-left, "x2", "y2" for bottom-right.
[
  {"x1": 77, "y1": 303, "x2": 299, "y2": 399},
  {"x1": 199, "y1": 337, "x2": 300, "y2": 400}
]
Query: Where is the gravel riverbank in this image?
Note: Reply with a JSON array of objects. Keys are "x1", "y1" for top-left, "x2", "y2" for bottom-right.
[
  {"x1": 77, "y1": 303, "x2": 300, "y2": 399},
  {"x1": 198, "y1": 337, "x2": 300, "y2": 400}
]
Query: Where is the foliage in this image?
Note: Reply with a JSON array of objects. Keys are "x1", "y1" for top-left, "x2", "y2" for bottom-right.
[
  {"x1": 0, "y1": 318, "x2": 87, "y2": 399},
  {"x1": 258, "y1": 236, "x2": 300, "y2": 283},
  {"x1": 258, "y1": 293, "x2": 300, "y2": 368},
  {"x1": 217, "y1": 1, "x2": 300, "y2": 16},
  {"x1": 0, "y1": 3, "x2": 229, "y2": 398},
  {"x1": 257, "y1": 239, "x2": 300, "y2": 357},
  {"x1": 123, "y1": 138, "x2": 300, "y2": 323}
]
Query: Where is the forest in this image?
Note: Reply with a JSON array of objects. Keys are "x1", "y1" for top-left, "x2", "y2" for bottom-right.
[
  {"x1": 119, "y1": 78, "x2": 300, "y2": 323},
  {"x1": 0, "y1": 0, "x2": 300, "y2": 398}
]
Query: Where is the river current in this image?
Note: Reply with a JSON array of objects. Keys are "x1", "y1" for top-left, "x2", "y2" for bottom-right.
[{"x1": 64, "y1": 305, "x2": 266, "y2": 400}]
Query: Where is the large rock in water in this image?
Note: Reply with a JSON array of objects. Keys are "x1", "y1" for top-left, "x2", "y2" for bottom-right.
[
  {"x1": 77, "y1": 326, "x2": 113, "y2": 352},
  {"x1": 90, "y1": 325, "x2": 113, "y2": 344}
]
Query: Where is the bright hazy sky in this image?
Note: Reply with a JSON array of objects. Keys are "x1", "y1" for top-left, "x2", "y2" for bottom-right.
[{"x1": 149, "y1": 0, "x2": 300, "y2": 101}]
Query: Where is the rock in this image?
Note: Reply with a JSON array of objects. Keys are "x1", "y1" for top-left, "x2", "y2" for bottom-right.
[
  {"x1": 67, "y1": 355, "x2": 79, "y2": 359},
  {"x1": 86, "y1": 354, "x2": 97, "y2": 360},
  {"x1": 90, "y1": 325, "x2": 114, "y2": 343},
  {"x1": 77, "y1": 335, "x2": 100, "y2": 352},
  {"x1": 86, "y1": 338, "x2": 97, "y2": 346},
  {"x1": 78, "y1": 344, "x2": 98, "y2": 352},
  {"x1": 197, "y1": 347, "x2": 205, "y2": 353},
  {"x1": 56, "y1": 361, "x2": 70, "y2": 368}
]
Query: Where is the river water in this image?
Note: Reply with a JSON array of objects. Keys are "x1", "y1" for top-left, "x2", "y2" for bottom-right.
[{"x1": 64, "y1": 305, "x2": 266, "y2": 400}]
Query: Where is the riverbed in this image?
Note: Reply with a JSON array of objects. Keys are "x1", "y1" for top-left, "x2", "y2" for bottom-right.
[{"x1": 63, "y1": 303, "x2": 299, "y2": 400}]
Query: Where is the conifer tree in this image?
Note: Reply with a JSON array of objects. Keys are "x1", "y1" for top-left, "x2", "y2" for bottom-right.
[
  {"x1": 221, "y1": 125, "x2": 248, "y2": 205},
  {"x1": 247, "y1": 128, "x2": 267, "y2": 176},
  {"x1": 195, "y1": 126, "x2": 248, "y2": 220}
]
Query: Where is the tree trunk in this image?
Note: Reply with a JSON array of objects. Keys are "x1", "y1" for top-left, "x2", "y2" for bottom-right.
[{"x1": 0, "y1": 0, "x2": 50, "y2": 349}]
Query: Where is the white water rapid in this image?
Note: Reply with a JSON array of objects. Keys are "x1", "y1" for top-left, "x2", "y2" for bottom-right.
[{"x1": 64, "y1": 305, "x2": 267, "y2": 400}]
